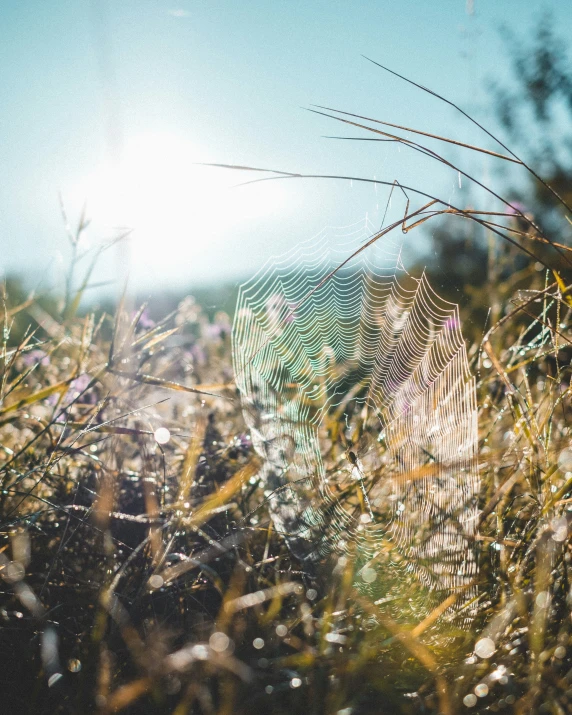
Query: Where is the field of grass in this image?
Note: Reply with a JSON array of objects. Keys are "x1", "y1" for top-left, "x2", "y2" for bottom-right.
[{"x1": 2, "y1": 74, "x2": 572, "y2": 714}]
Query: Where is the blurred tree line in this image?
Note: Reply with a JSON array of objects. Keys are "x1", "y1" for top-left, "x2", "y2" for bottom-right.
[{"x1": 425, "y1": 13, "x2": 572, "y2": 339}]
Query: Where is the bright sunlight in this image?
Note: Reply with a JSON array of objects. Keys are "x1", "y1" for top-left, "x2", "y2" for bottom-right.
[{"x1": 65, "y1": 132, "x2": 285, "y2": 281}]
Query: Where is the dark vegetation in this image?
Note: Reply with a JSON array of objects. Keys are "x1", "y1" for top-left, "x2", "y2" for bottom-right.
[{"x1": 2, "y1": 16, "x2": 572, "y2": 715}]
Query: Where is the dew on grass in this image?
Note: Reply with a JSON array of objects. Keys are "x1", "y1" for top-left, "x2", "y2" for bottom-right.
[
  {"x1": 474, "y1": 637, "x2": 495, "y2": 659},
  {"x1": 154, "y1": 427, "x2": 171, "y2": 445}
]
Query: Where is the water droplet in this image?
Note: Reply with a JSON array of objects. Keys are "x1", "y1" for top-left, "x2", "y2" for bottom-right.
[
  {"x1": 209, "y1": 632, "x2": 230, "y2": 653},
  {"x1": 290, "y1": 677, "x2": 302, "y2": 688},
  {"x1": 361, "y1": 567, "x2": 377, "y2": 584},
  {"x1": 253, "y1": 637, "x2": 264, "y2": 649},
  {"x1": 325, "y1": 632, "x2": 347, "y2": 644},
  {"x1": 474, "y1": 637, "x2": 495, "y2": 659},
  {"x1": 491, "y1": 665, "x2": 506, "y2": 680},
  {"x1": 551, "y1": 516, "x2": 568, "y2": 542},
  {"x1": 154, "y1": 427, "x2": 171, "y2": 445},
  {"x1": 190, "y1": 644, "x2": 209, "y2": 660},
  {"x1": 474, "y1": 683, "x2": 489, "y2": 698},
  {"x1": 5, "y1": 562, "x2": 25, "y2": 582},
  {"x1": 149, "y1": 575, "x2": 164, "y2": 590},
  {"x1": 463, "y1": 694, "x2": 477, "y2": 707},
  {"x1": 68, "y1": 659, "x2": 82, "y2": 673},
  {"x1": 276, "y1": 624, "x2": 287, "y2": 637}
]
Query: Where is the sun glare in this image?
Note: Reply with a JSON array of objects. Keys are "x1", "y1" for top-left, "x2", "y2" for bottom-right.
[{"x1": 66, "y1": 132, "x2": 285, "y2": 280}]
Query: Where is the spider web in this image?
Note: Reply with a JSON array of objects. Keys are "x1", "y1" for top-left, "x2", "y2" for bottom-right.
[{"x1": 233, "y1": 218, "x2": 479, "y2": 617}]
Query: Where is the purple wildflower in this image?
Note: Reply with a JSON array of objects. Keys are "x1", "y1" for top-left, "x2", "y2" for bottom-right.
[
  {"x1": 204, "y1": 323, "x2": 224, "y2": 341},
  {"x1": 50, "y1": 373, "x2": 97, "y2": 415},
  {"x1": 22, "y1": 349, "x2": 50, "y2": 368},
  {"x1": 236, "y1": 433, "x2": 252, "y2": 449},
  {"x1": 203, "y1": 312, "x2": 231, "y2": 342},
  {"x1": 65, "y1": 374, "x2": 97, "y2": 405},
  {"x1": 132, "y1": 308, "x2": 155, "y2": 330}
]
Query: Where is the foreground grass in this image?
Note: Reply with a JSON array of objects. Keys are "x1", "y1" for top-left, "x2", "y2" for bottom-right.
[
  {"x1": 3, "y1": 62, "x2": 572, "y2": 709},
  {"x1": 1, "y1": 243, "x2": 572, "y2": 715}
]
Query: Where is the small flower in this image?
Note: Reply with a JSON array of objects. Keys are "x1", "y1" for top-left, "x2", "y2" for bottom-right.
[
  {"x1": 236, "y1": 434, "x2": 252, "y2": 449},
  {"x1": 204, "y1": 323, "x2": 224, "y2": 341},
  {"x1": 136, "y1": 308, "x2": 155, "y2": 330},
  {"x1": 22, "y1": 349, "x2": 50, "y2": 368},
  {"x1": 64, "y1": 374, "x2": 97, "y2": 405}
]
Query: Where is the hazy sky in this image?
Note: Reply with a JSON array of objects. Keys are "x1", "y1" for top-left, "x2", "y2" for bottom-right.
[{"x1": 2, "y1": 1, "x2": 571, "y2": 293}]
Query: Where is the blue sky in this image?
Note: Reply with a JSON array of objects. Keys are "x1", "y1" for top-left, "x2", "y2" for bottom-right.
[{"x1": 2, "y1": 1, "x2": 570, "y2": 292}]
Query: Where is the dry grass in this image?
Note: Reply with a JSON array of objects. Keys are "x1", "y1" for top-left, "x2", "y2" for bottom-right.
[{"x1": 2, "y1": 69, "x2": 572, "y2": 714}]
